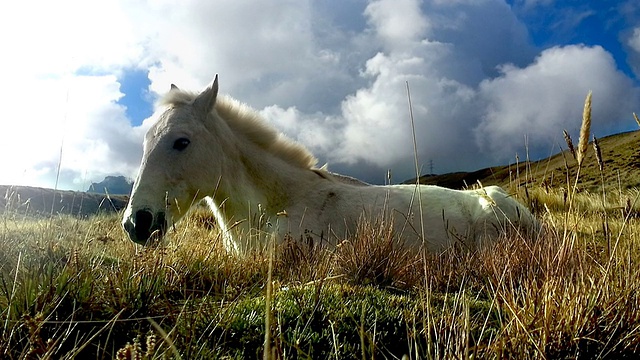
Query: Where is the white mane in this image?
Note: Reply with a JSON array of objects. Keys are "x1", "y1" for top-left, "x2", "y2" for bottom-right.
[{"x1": 159, "y1": 90, "x2": 319, "y2": 170}]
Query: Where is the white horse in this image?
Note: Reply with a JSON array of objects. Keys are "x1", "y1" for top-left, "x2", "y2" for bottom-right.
[{"x1": 122, "y1": 75, "x2": 538, "y2": 253}]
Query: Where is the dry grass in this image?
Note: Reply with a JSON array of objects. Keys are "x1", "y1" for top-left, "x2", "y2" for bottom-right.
[{"x1": 2, "y1": 185, "x2": 639, "y2": 358}]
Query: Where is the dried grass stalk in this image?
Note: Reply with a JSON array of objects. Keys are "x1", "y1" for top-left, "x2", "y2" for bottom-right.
[
  {"x1": 563, "y1": 129, "x2": 576, "y2": 160},
  {"x1": 593, "y1": 135, "x2": 603, "y2": 172},
  {"x1": 634, "y1": 112, "x2": 640, "y2": 128},
  {"x1": 576, "y1": 91, "x2": 592, "y2": 167}
]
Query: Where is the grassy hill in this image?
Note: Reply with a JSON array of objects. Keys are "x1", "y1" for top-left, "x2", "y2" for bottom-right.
[
  {"x1": 0, "y1": 185, "x2": 129, "y2": 217},
  {"x1": 406, "y1": 129, "x2": 640, "y2": 192}
]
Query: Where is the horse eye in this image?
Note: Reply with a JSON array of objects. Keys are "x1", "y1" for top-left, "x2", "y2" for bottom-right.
[{"x1": 173, "y1": 138, "x2": 190, "y2": 151}]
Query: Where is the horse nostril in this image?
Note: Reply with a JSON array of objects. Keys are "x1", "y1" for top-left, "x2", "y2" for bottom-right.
[{"x1": 134, "y1": 210, "x2": 154, "y2": 241}]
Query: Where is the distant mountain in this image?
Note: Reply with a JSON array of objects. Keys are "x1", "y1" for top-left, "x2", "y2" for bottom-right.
[
  {"x1": 88, "y1": 176, "x2": 133, "y2": 195},
  {"x1": 404, "y1": 130, "x2": 640, "y2": 191}
]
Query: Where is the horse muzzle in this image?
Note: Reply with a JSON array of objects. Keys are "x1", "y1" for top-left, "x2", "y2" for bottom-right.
[{"x1": 122, "y1": 209, "x2": 167, "y2": 245}]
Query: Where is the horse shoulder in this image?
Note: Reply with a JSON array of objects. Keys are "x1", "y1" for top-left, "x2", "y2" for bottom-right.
[{"x1": 273, "y1": 173, "x2": 352, "y2": 240}]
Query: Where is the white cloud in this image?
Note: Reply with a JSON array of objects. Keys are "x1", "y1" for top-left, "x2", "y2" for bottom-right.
[
  {"x1": 1, "y1": 0, "x2": 639, "y2": 190},
  {"x1": 137, "y1": 1, "x2": 323, "y2": 99},
  {"x1": 319, "y1": 0, "x2": 535, "y2": 178},
  {"x1": 0, "y1": 1, "x2": 147, "y2": 190},
  {"x1": 475, "y1": 45, "x2": 639, "y2": 160},
  {"x1": 334, "y1": 50, "x2": 477, "y2": 168},
  {"x1": 0, "y1": 1, "x2": 140, "y2": 76},
  {"x1": 629, "y1": 27, "x2": 640, "y2": 53},
  {"x1": 0, "y1": 74, "x2": 148, "y2": 190},
  {"x1": 365, "y1": 0, "x2": 429, "y2": 50},
  {"x1": 260, "y1": 106, "x2": 341, "y2": 158},
  {"x1": 248, "y1": 0, "x2": 533, "y2": 181}
]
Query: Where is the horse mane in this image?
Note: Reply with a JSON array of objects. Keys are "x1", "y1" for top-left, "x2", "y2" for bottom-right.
[{"x1": 159, "y1": 90, "x2": 318, "y2": 170}]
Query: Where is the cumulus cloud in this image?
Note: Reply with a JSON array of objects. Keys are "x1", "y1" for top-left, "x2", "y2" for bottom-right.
[
  {"x1": 2, "y1": 0, "x2": 639, "y2": 189},
  {"x1": 260, "y1": 0, "x2": 540, "y2": 181},
  {"x1": 475, "y1": 45, "x2": 640, "y2": 160},
  {"x1": 142, "y1": 1, "x2": 316, "y2": 89},
  {"x1": 264, "y1": 0, "x2": 639, "y2": 181},
  {"x1": 0, "y1": 74, "x2": 147, "y2": 190},
  {"x1": 365, "y1": 0, "x2": 429, "y2": 50},
  {"x1": 260, "y1": 105, "x2": 341, "y2": 157},
  {"x1": 0, "y1": 1, "x2": 147, "y2": 190},
  {"x1": 318, "y1": 0, "x2": 537, "y2": 179},
  {"x1": 134, "y1": 0, "x2": 366, "y2": 113}
]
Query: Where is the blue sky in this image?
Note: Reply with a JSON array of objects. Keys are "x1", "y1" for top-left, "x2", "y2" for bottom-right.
[
  {"x1": 509, "y1": 0, "x2": 637, "y2": 75},
  {"x1": 118, "y1": 69, "x2": 152, "y2": 126},
  {"x1": 1, "y1": 0, "x2": 639, "y2": 190}
]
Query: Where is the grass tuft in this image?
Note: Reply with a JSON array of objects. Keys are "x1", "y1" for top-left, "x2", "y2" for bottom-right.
[{"x1": 335, "y1": 214, "x2": 419, "y2": 289}]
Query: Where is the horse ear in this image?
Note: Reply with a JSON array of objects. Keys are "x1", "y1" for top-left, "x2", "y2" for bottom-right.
[
  {"x1": 170, "y1": 84, "x2": 179, "y2": 91},
  {"x1": 193, "y1": 74, "x2": 219, "y2": 116}
]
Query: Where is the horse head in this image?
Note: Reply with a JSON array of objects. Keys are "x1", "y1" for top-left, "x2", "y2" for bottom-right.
[{"x1": 122, "y1": 75, "x2": 222, "y2": 245}]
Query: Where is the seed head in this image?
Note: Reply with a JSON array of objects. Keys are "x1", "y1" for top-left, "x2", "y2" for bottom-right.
[
  {"x1": 563, "y1": 129, "x2": 576, "y2": 160},
  {"x1": 576, "y1": 91, "x2": 592, "y2": 167}
]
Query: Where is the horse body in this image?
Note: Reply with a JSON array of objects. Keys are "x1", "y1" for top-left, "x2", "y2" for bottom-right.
[
  {"x1": 265, "y1": 179, "x2": 535, "y2": 253},
  {"x1": 122, "y1": 75, "x2": 538, "y2": 253}
]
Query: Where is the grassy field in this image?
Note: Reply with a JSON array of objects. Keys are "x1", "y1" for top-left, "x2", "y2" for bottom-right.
[
  {"x1": 2, "y1": 177, "x2": 640, "y2": 358},
  {"x1": 2, "y1": 102, "x2": 640, "y2": 359}
]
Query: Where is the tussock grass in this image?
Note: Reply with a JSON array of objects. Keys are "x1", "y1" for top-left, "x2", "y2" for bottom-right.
[{"x1": 334, "y1": 214, "x2": 421, "y2": 289}]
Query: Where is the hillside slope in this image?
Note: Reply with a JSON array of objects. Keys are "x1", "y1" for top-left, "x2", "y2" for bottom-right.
[{"x1": 406, "y1": 130, "x2": 640, "y2": 192}]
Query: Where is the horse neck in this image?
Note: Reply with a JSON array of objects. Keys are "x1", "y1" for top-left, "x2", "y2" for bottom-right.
[{"x1": 211, "y1": 128, "x2": 311, "y2": 223}]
